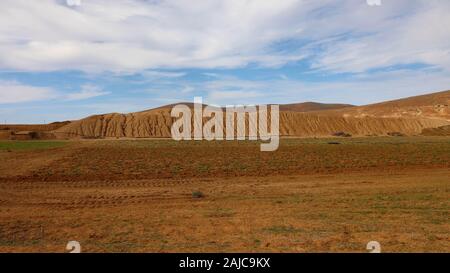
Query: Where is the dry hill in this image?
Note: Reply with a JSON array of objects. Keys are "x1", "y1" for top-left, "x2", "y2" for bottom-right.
[
  {"x1": 0, "y1": 121, "x2": 71, "y2": 140},
  {"x1": 0, "y1": 121, "x2": 70, "y2": 132},
  {"x1": 279, "y1": 102, "x2": 354, "y2": 112},
  {"x1": 421, "y1": 125, "x2": 450, "y2": 136},
  {"x1": 316, "y1": 90, "x2": 450, "y2": 120},
  {"x1": 53, "y1": 91, "x2": 450, "y2": 139}
]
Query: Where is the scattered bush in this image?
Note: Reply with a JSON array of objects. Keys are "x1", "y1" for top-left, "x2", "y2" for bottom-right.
[
  {"x1": 387, "y1": 132, "x2": 405, "y2": 137},
  {"x1": 82, "y1": 136, "x2": 104, "y2": 139},
  {"x1": 332, "y1": 131, "x2": 352, "y2": 137},
  {"x1": 192, "y1": 191, "x2": 205, "y2": 199}
]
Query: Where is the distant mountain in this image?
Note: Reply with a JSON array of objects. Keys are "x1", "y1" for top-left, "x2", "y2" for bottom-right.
[
  {"x1": 0, "y1": 121, "x2": 70, "y2": 132},
  {"x1": 279, "y1": 102, "x2": 354, "y2": 112},
  {"x1": 151, "y1": 101, "x2": 354, "y2": 112}
]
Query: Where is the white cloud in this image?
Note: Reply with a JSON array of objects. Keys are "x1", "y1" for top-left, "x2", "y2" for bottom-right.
[
  {"x1": 141, "y1": 71, "x2": 186, "y2": 79},
  {"x1": 4, "y1": 0, "x2": 448, "y2": 73},
  {"x1": 0, "y1": 0, "x2": 450, "y2": 72},
  {"x1": 65, "y1": 84, "x2": 110, "y2": 100},
  {"x1": 136, "y1": 71, "x2": 187, "y2": 83},
  {"x1": 311, "y1": 1, "x2": 450, "y2": 73},
  {"x1": 66, "y1": 0, "x2": 81, "y2": 7},
  {"x1": 0, "y1": 0, "x2": 311, "y2": 72},
  {"x1": 188, "y1": 69, "x2": 450, "y2": 106},
  {"x1": 0, "y1": 81, "x2": 56, "y2": 104},
  {"x1": 207, "y1": 90, "x2": 262, "y2": 105}
]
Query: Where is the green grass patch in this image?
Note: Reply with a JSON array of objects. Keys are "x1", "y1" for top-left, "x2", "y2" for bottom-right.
[{"x1": 0, "y1": 141, "x2": 68, "y2": 151}]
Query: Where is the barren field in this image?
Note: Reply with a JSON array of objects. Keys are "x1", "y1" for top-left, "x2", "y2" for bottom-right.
[{"x1": 0, "y1": 137, "x2": 449, "y2": 252}]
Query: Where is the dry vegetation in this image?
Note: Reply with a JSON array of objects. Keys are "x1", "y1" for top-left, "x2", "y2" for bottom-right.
[
  {"x1": 0, "y1": 137, "x2": 449, "y2": 252},
  {"x1": 6, "y1": 137, "x2": 448, "y2": 181}
]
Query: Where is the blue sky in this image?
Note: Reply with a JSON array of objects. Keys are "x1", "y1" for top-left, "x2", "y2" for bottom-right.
[{"x1": 1, "y1": 0, "x2": 450, "y2": 123}]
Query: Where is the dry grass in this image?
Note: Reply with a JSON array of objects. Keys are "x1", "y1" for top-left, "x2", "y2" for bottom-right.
[
  {"x1": 2, "y1": 137, "x2": 448, "y2": 182},
  {"x1": 0, "y1": 141, "x2": 68, "y2": 151}
]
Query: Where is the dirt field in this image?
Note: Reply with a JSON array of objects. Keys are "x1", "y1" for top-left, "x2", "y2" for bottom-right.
[{"x1": 0, "y1": 137, "x2": 449, "y2": 252}]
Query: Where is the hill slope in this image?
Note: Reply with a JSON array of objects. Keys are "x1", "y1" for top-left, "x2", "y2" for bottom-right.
[
  {"x1": 54, "y1": 91, "x2": 450, "y2": 138},
  {"x1": 317, "y1": 90, "x2": 450, "y2": 120},
  {"x1": 421, "y1": 125, "x2": 450, "y2": 136},
  {"x1": 279, "y1": 102, "x2": 354, "y2": 112},
  {"x1": 0, "y1": 122, "x2": 71, "y2": 140}
]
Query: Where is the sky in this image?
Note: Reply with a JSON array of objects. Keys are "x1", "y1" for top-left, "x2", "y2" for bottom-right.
[{"x1": 1, "y1": 0, "x2": 450, "y2": 123}]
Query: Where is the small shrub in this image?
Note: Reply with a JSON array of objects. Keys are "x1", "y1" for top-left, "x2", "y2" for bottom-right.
[
  {"x1": 192, "y1": 191, "x2": 205, "y2": 199},
  {"x1": 82, "y1": 136, "x2": 104, "y2": 139},
  {"x1": 387, "y1": 132, "x2": 405, "y2": 137},
  {"x1": 332, "y1": 131, "x2": 352, "y2": 137},
  {"x1": 29, "y1": 131, "x2": 39, "y2": 139}
]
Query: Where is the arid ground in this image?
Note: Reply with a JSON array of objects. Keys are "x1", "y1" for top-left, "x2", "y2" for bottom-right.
[{"x1": 0, "y1": 137, "x2": 449, "y2": 253}]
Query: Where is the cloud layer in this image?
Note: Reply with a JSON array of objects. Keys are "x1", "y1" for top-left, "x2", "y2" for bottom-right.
[
  {"x1": 0, "y1": 0, "x2": 449, "y2": 73},
  {"x1": 65, "y1": 84, "x2": 110, "y2": 101},
  {"x1": 0, "y1": 81, "x2": 56, "y2": 103}
]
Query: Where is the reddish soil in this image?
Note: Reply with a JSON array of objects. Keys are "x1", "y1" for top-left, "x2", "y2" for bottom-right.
[{"x1": 0, "y1": 137, "x2": 448, "y2": 252}]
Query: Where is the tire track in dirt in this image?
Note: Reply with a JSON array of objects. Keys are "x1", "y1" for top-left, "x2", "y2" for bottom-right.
[
  {"x1": 6, "y1": 191, "x2": 195, "y2": 210},
  {"x1": 0, "y1": 172, "x2": 220, "y2": 190},
  {"x1": 0, "y1": 142, "x2": 89, "y2": 178}
]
